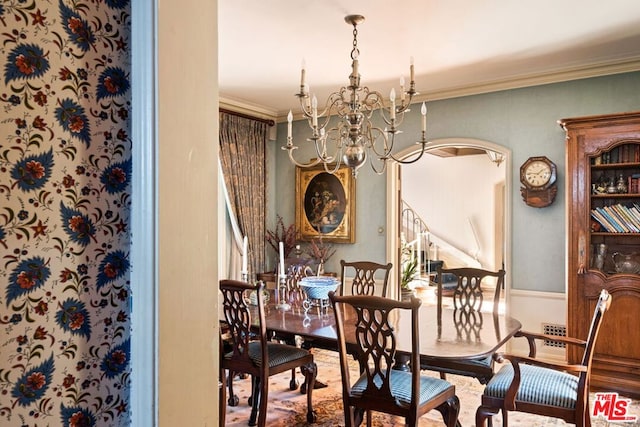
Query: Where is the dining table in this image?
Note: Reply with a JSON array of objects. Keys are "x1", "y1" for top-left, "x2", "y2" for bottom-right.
[{"x1": 249, "y1": 288, "x2": 522, "y2": 374}]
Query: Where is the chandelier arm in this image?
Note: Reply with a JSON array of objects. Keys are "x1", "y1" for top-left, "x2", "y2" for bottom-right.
[
  {"x1": 366, "y1": 127, "x2": 394, "y2": 158},
  {"x1": 283, "y1": 145, "x2": 324, "y2": 168},
  {"x1": 389, "y1": 141, "x2": 429, "y2": 164}
]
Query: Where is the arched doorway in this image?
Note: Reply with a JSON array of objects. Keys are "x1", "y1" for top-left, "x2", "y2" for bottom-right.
[{"x1": 385, "y1": 138, "x2": 511, "y2": 310}]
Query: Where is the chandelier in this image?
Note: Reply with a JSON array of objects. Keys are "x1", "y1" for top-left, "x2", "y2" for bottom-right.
[{"x1": 283, "y1": 14, "x2": 428, "y2": 177}]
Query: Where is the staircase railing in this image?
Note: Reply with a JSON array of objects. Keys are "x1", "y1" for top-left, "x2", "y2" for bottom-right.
[{"x1": 400, "y1": 201, "x2": 481, "y2": 278}]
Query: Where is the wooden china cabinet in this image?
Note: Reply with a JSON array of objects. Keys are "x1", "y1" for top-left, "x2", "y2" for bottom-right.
[{"x1": 560, "y1": 111, "x2": 640, "y2": 398}]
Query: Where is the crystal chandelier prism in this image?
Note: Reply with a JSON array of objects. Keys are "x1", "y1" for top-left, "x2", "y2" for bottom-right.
[{"x1": 283, "y1": 14, "x2": 428, "y2": 177}]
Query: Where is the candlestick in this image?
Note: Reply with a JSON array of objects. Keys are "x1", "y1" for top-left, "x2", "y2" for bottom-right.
[{"x1": 421, "y1": 102, "x2": 427, "y2": 132}]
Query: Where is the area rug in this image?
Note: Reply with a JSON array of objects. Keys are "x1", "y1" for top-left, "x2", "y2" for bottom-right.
[{"x1": 223, "y1": 348, "x2": 640, "y2": 427}]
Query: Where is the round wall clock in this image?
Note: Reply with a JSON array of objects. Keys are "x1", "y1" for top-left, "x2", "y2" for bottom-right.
[{"x1": 520, "y1": 156, "x2": 558, "y2": 208}]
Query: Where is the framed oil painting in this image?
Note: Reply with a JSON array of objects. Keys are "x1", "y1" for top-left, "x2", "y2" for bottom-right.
[{"x1": 295, "y1": 164, "x2": 355, "y2": 243}]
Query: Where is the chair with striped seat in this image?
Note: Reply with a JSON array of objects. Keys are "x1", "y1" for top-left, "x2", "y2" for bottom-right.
[
  {"x1": 329, "y1": 292, "x2": 460, "y2": 427},
  {"x1": 220, "y1": 279, "x2": 317, "y2": 426},
  {"x1": 475, "y1": 289, "x2": 611, "y2": 427}
]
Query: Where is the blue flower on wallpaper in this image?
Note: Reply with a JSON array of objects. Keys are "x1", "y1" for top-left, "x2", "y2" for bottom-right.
[
  {"x1": 56, "y1": 298, "x2": 91, "y2": 339},
  {"x1": 6, "y1": 257, "x2": 51, "y2": 306},
  {"x1": 100, "y1": 159, "x2": 131, "y2": 194},
  {"x1": 4, "y1": 43, "x2": 50, "y2": 84},
  {"x1": 96, "y1": 67, "x2": 130, "y2": 100},
  {"x1": 60, "y1": 202, "x2": 96, "y2": 246},
  {"x1": 10, "y1": 149, "x2": 54, "y2": 192},
  {"x1": 59, "y1": 0, "x2": 95, "y2": 52},
  {"x1": 60, "y1": 404, "x2": 96, "y2": 427},
  {"x1": 96, "y1": 250, "x2": 130, "y2": 290},
  {"x1": 12, "y1": 355, "x2": 54, "y2": 406},
  {"x1": 55, "y1": 98, "x2": 91, "y2": 146},
  {"x1": 105, "y1": 0, "x2": 129, "y2": 10},
  {"x1": 101, "y1": 338, "x2": 130, "y2": 379}
]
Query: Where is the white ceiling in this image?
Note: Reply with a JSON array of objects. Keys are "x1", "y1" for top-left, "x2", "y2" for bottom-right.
[{"x1": 218, "y1": 0, "x2": 640, "y2": 119}]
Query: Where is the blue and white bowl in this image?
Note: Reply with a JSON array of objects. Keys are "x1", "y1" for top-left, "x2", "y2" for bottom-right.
[{"x1": 299, "y1": 276, "x2": 340, "y2": 300}]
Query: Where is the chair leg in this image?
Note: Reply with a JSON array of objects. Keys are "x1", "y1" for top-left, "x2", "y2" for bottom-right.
[
  {"x1": 227, "y1": 370, "x2": 239, "y2": 406},
  {"x1": 257, "y1": 375, "x2": 269, "y2": 427},
  {"x1": 219, "y1": 368, "x2": 226, "y2": 426},
  {"x1": 248, "y1": 376, "x2": 260, "y2": 426},
  {"x1": 436, "y1": 395, "x2": 460, "y2": 427},
  {"x1": 475, "y1": 404, "x2": 499, "y2": 427},
  {"x1": 301, "y1": 361, "x2": 318, "y2": 423},
  {"x1": 289, "y1": 368, "x2": 298, "y2": 390}
]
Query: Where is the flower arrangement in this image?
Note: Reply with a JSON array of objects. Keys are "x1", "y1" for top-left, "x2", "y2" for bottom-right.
[
  {"x1": 306, "y1": 235, "x2": 336, "y2": 264},
  {"x1": 265, "y1": 215, "x2": 297, "y2": 259}
]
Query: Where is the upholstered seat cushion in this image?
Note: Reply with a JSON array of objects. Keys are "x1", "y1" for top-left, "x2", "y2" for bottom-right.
[
  {"x1": 484, "y1": 363, "x2": 578, "y2": 409},
  {"x1": 351, "y1": 369, "x2": 452, "y2": 408},
  {"x1": 245, "y1": 341, "x2": 310, "y2": 367}
]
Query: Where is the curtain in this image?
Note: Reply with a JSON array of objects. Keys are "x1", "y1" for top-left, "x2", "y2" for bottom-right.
[{"x1": 219, "y1": 112, "x2": 267, "y2": 279}]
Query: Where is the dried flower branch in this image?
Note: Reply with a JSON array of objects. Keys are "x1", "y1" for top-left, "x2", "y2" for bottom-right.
[
  {"x1": 307, "y1": 235, "x2": 336, "y2": 263},
  {"x1": 265, "y1": 215, "x2": 297, "y2": 259}
]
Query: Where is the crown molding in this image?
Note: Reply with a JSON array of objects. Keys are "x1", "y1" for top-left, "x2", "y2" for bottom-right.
[
  {"x1": 413, "y1": 57, "x2": 640, "y2": 105},
  {"x1": 219, "y1": 96, "x2": 278, "y2": 123}
]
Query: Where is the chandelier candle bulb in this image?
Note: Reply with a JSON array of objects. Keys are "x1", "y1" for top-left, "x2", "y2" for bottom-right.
[
  {"x1": 287, "y1": 110, "x2": 293, "y2": 139},
  {"x1": 311, "y1": 95, "x2": 318, "y2": 127},
  {"x1": 400, "y1": 76, "x2": 406, "y2": 102},
  {"x1": 410, "y1": 56, "x2": 415, "y2": 82},
  {"x1": 421, "y1": 102, "x2": 427, "y2": 132},
  {"x1": 390, "y1": 88, "x2": 396, "y2": 120},
  {"x1": 300, "y1": 59, "x2": 306, "y2": 88}
]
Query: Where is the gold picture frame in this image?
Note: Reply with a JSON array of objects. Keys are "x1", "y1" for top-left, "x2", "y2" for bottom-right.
[{"x1": 295, "y1": 164, "x2": 355, "y2": 243}]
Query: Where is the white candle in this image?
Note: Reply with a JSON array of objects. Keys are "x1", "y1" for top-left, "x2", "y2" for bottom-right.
[
  {"x1": 311, "y1": 95, "x2": 318, "y2": 127},
  {"x1": 241, "y1": 236, "x2": 248, "y2": 274},
  {"x1": 279, "y1": 241, "x2": 285, "y2": 276},
  {"x1": 287, "y1": 110, "x2": 293, "y2": 139},
  {"x1": 300, "y1": 59, "x2": 306, "y2": 87},
  {"x1": 421, "y1": 102, "x2": 427, "y2": 132},
  {"x1": 399, "y1": 76, "x2": 405, "y2": 102},
  {"x1": 389, "y1": 88, "x2": 396, "y2": 120},
  {"x1": 410, "y1": 56, "x2": 415, "y2": 82}
]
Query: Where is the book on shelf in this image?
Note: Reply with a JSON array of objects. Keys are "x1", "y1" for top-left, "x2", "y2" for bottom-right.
[
  {"x1": 602, "y1": 206, "x2": 630, "y2": 232},
  {"x1": 591, "y1": 208, "x2": 618, "y2": 232},
  {"x1": 591, "y1": 204, "x2": 640, "y2": 233}
]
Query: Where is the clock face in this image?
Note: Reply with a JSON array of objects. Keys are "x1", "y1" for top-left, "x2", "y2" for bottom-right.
[{"x1": 524, "y1": 160, "x2": 552, "y2": 187}]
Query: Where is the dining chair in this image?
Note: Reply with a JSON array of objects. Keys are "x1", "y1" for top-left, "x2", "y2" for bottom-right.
[
  {"x1": 339, "y1": 260, "x2": 393, "y2": 297},
  {"x1": 423, "y1": 267, "x2": 505, "y2": 384},
  {"x1": 475, "y1": 289, "x2": 611, "y2": 427},
  {"x1": 219, "y1": 279, "x2": 317, "y2": 426},
  {"x1": 329, "y1": 291, "x2": 460, "y2": 427}
]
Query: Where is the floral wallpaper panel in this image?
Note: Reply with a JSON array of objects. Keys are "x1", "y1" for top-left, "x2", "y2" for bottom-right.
[{"x1": 0, "y1": 0, "x2": 132, "y2": 426}]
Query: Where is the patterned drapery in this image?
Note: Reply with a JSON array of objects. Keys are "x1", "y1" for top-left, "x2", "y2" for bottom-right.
[{"x1": 219, "y1": 112, "x2": 267, "y2": 277}]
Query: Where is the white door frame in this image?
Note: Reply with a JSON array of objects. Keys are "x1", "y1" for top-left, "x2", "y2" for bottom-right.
[{"x1": 386, "y1": 138, "x2": 512, "y2": 311}]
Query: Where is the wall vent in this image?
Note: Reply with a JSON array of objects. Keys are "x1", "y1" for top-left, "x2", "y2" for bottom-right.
[{"x1": 542, "y1": 323, "x2": 567, "y2": 348}]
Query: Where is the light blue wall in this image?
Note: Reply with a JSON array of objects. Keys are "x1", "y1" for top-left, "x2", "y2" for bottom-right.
[{"x1": 270, "y1": 71, "x2": 640, "y2": 292}]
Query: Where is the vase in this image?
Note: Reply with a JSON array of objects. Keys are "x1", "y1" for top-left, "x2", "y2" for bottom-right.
[{"x1": 401, "y1": 288, "x2": 414, "y2": 301}]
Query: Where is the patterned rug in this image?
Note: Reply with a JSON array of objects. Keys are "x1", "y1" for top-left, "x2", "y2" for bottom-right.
[{"x1": 223, "y1": 349, "x2": 640, "y2": 427}]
